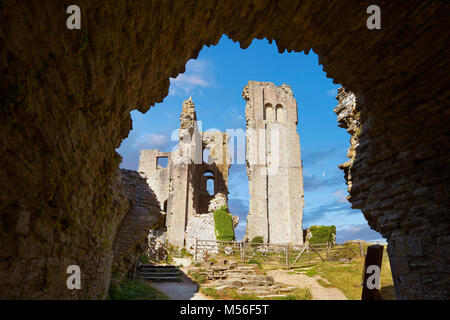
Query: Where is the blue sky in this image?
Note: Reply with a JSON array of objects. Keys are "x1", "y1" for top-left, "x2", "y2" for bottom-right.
[{"x1": 117, "y1": 35, "x2": 384, "y2": 243}]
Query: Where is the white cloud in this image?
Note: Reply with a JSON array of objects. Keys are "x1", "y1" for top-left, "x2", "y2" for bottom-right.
[
  {"x1": 332, "y1": 189, "x2": 348, "y2": 203},
  {"x1": 169, "y1": 59, "x2": 214, "y2": 96},
  {"x1": 326, "y1": 88, "x2": 338, "y2": 97},
  {"x1": 336, "y1": 223, "x2": 383, "y2": 242},
  {"x1": 133, "y1": 133, "x2": 169, "y2": 150}
]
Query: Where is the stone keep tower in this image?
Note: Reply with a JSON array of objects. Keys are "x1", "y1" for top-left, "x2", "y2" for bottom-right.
[{"x1": 243, "y1": 81, "x2": 305, "y2": 245}]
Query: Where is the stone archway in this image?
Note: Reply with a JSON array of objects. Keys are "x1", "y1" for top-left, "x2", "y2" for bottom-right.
[{"x1": 0, "y1": 1, "x2": 448, "y2": 299}]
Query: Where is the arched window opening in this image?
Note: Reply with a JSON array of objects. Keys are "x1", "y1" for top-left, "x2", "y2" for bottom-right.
[
  {"x1": 264, "y1": 103, "x2": 274, "y2": 121},
  {"x1": 204, "y1": 171, "x2": 215, "y2": 195},
  {"x1": 206, "y1": 179, "x2": 214, "y2": 195},
  {"x1": 276, "y1": 104, "x2": 284, "y2": 122},
  {"x1": 203, "y1": 147, "x2": 212, "y2": 164}
]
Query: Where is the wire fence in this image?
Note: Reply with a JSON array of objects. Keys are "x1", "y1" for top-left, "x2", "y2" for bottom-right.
[{"x1": 193, "y1": 239, "x2": 388, "y2": 269}]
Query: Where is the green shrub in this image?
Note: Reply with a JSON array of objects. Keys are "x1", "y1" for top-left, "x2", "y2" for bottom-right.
[
  {"x1": 190, "y1": 272, "x2": 207, "y2": 284},
  {"x1": 180, "y1": 247, "x2": 192, "y2": 258},
  {"x1": 200, "y1": 287, "x2": 221, "y2": 299},
  {"x1": 139, "y1": 254, "x2": 150, "y2": 264},
  {"x1": 248, "y1": 259, "x2": 262, "y2": 269},
  {"x1": 108, "y1": 278, "x2": 167, "y2": 300},
  {"x1": 308, "y1": 225, "x2": 336, "y2": 244},
  {"x1": 213, "y1": 205, "x2": 235, "y2": 242},
  {"x1": 250, "y1": 236, "x2": 264, "y2": 247}
]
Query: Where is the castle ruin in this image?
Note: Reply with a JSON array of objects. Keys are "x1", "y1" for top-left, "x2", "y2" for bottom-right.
[
  {"x1": 138, "y1": 98, "x2": 231, "y2": 247},
  {"x1": 243, "y1": 81, "x2": 305, "y2": 245}
]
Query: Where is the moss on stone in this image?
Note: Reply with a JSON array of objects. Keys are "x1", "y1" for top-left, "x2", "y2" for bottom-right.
[{"x1": 213, "y1": 205, "x2": 235, "y2": 242}]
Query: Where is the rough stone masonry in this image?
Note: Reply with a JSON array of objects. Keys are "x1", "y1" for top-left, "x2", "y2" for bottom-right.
[
  {"x1": 139, "y1": 98, "x2": 232, "y2": 248},
  {"x1": 243, "y1": 81, "x2": 305, "y2": 245},
  {"x1": 1, "y1": 0, "x2": 448, "y2": 300}
]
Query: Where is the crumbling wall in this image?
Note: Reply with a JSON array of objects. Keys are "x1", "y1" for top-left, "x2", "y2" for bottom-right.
[
  {"x1": 335, "y1": 87, "x2": 449, "y2": 299},
  {"x1": 244, "y1": 81, "x2": 304, "y2": 245},
  {"x1": 185, "y1": 213, "x2": 218, "y2": 255},
  {"x1": 1, "y1": 0, "x2": 448, "y2": 299},
  {"x1": 110, "y1": 169, "x2": 163, "y2": 283},
  {"x1": 139, "y1": 98, "x2": 231, "y2": 248},
  {"x1": 138, "y1": 150, "x2": 171, "y2": 212}
]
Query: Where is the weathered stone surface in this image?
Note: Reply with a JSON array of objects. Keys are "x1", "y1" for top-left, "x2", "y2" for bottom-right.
[
  {"x1": 185, "y1": 212, "x2": 218, "y2": 255},
  {"x1": 244, "y1": 81, "x2": 304, "y2": 245},
  {"x1": 0, "y1": 0, "x2": 448, "y2": 300},
  {"x1": 193, "y1": 262, "x2": 292, "y2": 296},
  {"x1": 208, "y1": 193, "x2": 227, "y2": 213},
  {"x1": 334, "y1": 86, "x2": 450, "y2": 300},
  {"x1": 139, "y1": 98, "x2": 231, "y2": 247},
  {"x1": 110, "y1": 169, "x2": 163, "y2": 284}
]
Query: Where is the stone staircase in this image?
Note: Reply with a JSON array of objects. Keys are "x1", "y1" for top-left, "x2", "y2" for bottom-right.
[
  {"x1": 138, "y1": 264, "x2": 182, "y2": 282},
  {"x1": 188, "y1": 262, "x2": 297, "y2": 298}
]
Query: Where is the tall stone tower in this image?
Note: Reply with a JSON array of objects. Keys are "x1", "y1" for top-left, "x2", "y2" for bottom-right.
[{"x1": 243, "y1": 81, "x2": 304, "y2": 245}]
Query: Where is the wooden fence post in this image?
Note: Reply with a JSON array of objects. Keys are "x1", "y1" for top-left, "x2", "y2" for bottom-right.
[
  {"x1": 194, "y1": 238, "x2": 198, "y2": 262},
  {"x1": 361, "y1": 244, "x2": 384, "y2": 300},
  {"x1": 307, "y1": 244, "x2": 310, "y2": 265},
  {"x1": 285, "y1": 244, "x2": 290, "y2": 270},
  {"x1": 359, "y1": 241, "x2": 364, "y2": 257},
  {"x1": 326, "y1": 242, "x2": 329, "y2": 261}
]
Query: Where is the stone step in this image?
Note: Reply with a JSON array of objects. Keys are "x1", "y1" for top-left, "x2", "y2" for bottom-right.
[
  {"x1": 257, "y1": 294, "x2": 289, "y2": 299},
  {"x1": 276, "y1": 286, "x2": 297, "y2": 293},
  {"x1": 139, "y1": 265, "x2": 178, "y2": 270},
  {"x1": 140, "y1": 271, "x2": 181, "y2": 276},
  {"x1": 240, "y1": 289, "x2": 271, "y2": 296},
  {"x1": 140, "y1": 275, "x2": 181, "y2": 282},
  {"x1": 237, "y1": 266, "x2": 256, "y2": 271},
  {"x1": 140, "y1": 268, "x2": 179, "y2": 273},
  {"x1": 225, "y1": 275, "x2": 273, "y2": 282}
]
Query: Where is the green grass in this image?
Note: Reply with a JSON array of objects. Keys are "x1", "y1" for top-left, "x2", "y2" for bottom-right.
[
  {"x1": 108, "y1": 278, "x2": 168, "y2": 300},
  {"x1": 200, "y1": 287, "x2": 312, "y2": 300},
  {"x1": 302, "y1": 256, "x2": 395, "y2": 300},
  {"x1": 188, "y1": 271, "x2": 207, "y2": 284}
]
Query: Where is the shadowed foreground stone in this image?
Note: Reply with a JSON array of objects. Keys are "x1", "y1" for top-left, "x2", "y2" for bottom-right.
[{"x1": 0, "y1": 0, "x2": 449, "y2": 299}]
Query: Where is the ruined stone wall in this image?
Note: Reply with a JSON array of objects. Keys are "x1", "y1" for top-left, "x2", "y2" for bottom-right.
[
  {"x1": 185, "y1": 213, "x2": 218, "y2": 254},
  {"x1": 244, "y1": 81, "x2": 304, "y2": 245},
  {"x1": 335, "y1": 87, "x2": 450, "y2": 299},
  {"x1": 111, "y1": 169, "x2": 163, "y2": 283},
  {"x1": 1, "y1": 0, "x2": 448, "y2": 299},
  {"x1": 139, "y1": 98, "x2": 230, "y2": 248},
  {"x1": 138, "y1": 149, "x2": 171, "y2": 211}
]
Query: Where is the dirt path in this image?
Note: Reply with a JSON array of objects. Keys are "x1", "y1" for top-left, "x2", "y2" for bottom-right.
[
  {"x1": 147, "y1": 269, "x2": 212, "y2": 300},
  {"x1": 267, "y1": 269, "x2": 348, "y2": 300}
]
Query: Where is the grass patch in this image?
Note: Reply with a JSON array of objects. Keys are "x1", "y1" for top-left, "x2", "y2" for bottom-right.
[
  {"x1": 317, "y1": 279, "x2": 334, "y2": 288},
  {"x1": 302, "y1": 256, "x2": 395, "y2": 300},
  {"x1": 304, "y1": 266, "x2": 318, "y2": 277},
  {"x1": 200, "y1": 287, "x2": 311, "y2": 300},
  {"x1": 272, "y1": 288, "x2": 312, "y2": 300},
  {"x1": 188, "y1": 271, "x2": 207, "y2": 284},
  {"x1": 108, "y1": 278, "x2": 168, "y2": 300}
]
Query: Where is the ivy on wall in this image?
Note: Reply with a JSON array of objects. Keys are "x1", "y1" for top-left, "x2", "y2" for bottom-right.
[
  {"x1": 213, "y1": 205, "x2": 235, "y2": 242},
  {"x1": 308, "y1": 225, "x2": 336, "y2": 244}
]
